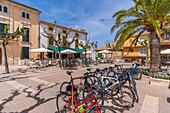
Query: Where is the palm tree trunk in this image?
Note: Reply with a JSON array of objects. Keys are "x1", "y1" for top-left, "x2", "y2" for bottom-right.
[
  {"x1": 149, "y1": 31, "x2": 161, "y2": 72},
  {"x1": 2, "y1": 44, "x2": 9, "y2": 74}
]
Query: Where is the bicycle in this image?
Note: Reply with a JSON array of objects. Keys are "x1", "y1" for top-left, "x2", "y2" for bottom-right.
[
  {"x1": 89, "y1": 67, "x2": 135, "y2": 108},
  {"x1": 56, "y1": 72, "x2": 116, "y2": 113},
  {"x1": 131, "y1": 63, "x2": 142, "y2": 80},
  {"x1": 60, "y1": 71, "x2": 104, "y2": 105}
]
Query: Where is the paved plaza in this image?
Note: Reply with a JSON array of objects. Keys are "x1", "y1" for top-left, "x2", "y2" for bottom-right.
[{"x1": 0, "y1": 64, "x2": 170, "y2": 113}]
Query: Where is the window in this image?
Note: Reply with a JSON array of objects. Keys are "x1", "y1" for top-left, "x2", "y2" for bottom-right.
[
  {"x1": 63, "y1": 30, "x2": 66, "y2": 33},
  {"x1": 63, "y1": 36, "x2": 67, "y2": 46},
  {"x1": 22, "y1": 47, "x2": 29, "y2": 59},
  {"x1": 0, "y1": 5, "x2": 2, "y2": 11},
  {"x1": 164, "y1": 34, "x2": 169, "y2": 40},
  {"x1": 22, "y1": 12, "x2": 25, "y2": 18},
  {"x1": 0, "y1": 23, "x2": 7, "y2": 38},
  {"x1": 3, "y1": 6, "x2": 7, "y2": 13},
  {"x1": 129, "y1": 39, "x2": 133, "y2": 43},
  {"x1": 76, "y1": 33, "x2": 79, "y2": 37},
  {"x1": 130, "y1": 49, "x2": 134, "y2": 52},
  {"x1": 139, "y1": 48, "x2": 147, "y2": 56},
  {"x1": 26, "y1": 13, "x2": 29, "y2": 19},
  {"x1": 98, "y1": 53, "x2": 102, "y2": 58},
  {"x1": 49, "y1": 27, "x2": 53, "y2": 31},
  {"x1": 22, "y1": 28, "x2": 29, "y2": 42},
  {"x1": 167, "y1": 34, "x2": 169, "y2": 39},
  {"x1": 139, "y1": 38, "x2": 145, "y2": 42},
  {"x1": 49, "y1": 38, "x2": 53, "y2": 45},
  {"x1": 75, "y1": 39, "x2": 79, "y2": 48}
]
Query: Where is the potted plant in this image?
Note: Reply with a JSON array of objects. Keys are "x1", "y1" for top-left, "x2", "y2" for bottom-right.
[{"x1": 18, "y1": 47, "x2": 25, "y2": 66}]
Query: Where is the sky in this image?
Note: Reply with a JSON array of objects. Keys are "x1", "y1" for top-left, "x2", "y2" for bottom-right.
[{"x1": 14, "y1": 0, "x2": 135, "y2": 48}]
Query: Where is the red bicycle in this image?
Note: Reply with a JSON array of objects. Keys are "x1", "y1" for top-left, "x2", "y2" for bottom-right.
[{"x1": 56, "y1": 72, "x2": 116, "y2": 113}]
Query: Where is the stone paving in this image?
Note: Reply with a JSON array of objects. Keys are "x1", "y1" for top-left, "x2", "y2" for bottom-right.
[{"x1": 0, "y1": 64, "x2": 169, "y2": 113}]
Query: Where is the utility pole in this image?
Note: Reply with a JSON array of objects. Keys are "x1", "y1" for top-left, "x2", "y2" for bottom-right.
[
  {"x1": 54, "y1": 20, "x2": 57, "y2": 66},
  {"x1": 89, "y1": 31, "x2": 90, "y2": 60}
]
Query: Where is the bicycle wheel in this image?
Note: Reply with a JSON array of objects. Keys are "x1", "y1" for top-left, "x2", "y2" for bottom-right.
[
  {"x1": 60, "y1": 82, "x2": 70, "y2": 92},
  {"x1": 111, "y1": 85, "x2": 135, "y2": 108},
  {"x1": 88, "y1": 105, "x2": 116, "y2": 113},
  {"x1": 88, "y1": 75, "x2": 102, "y2": 87},
  {"x1": 56, "y1": 92, "x2": 72, "y2": 113},
  {"x1": 133, "y1": 69, "x2": 142, "y2": 80},
  {"x1": 83, "y1": 84, "x2": 104, "y2": 105},
  {"x1": 130, "y1": 77, "x2": 139, "y2": 103}
]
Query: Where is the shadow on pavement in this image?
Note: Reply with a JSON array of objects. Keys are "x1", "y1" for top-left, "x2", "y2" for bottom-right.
[
  {"x1": 0, "y1": 90, "x2": 20, "y2": 111},
  {"x1": 167, "y1": 97, "x2": 170, "y2": 103},
  {"x1": 20, "y1": 82, "x2": 59, "y2": 113}
]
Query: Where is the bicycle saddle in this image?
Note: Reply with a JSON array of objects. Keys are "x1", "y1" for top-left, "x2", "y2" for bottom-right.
[
  {"x1": 135, "y1": 63, "x2": 140, "y2": 66},
  {"x1": 115, "y1": 64, "x2": 121, "y2": 67},
  {"x1": 96, "y1": 68, "x2": 101, "y2": 72},
  {"x1": 66, "y1": 71, "x2": 73, "y2": 75},
  {"x1": 66, "y1": 85, "x2": 77, "y2": 92},
  {"x1": 87, "y1": 68, "x2": 92, "y2": 71},
  {"x1": 84, "y1": 72, "x2": 89, "y2": 76}
]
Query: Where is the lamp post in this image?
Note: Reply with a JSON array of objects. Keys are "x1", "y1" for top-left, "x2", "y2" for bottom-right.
[
  {"x1": 54, "y1": 20, "x2": 57, "y2": 66},
  {"x1": 88, "y1": 31, "x2": 90, "y2": 60}
]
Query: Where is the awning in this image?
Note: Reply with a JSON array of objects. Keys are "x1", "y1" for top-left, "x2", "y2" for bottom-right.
[
  {"x1": 30, "y1": 48, "x2": 54, "y2": 53},
  {"x1": 70, "y1": 48, "x2": 85, "y2": 53},
  {"x1": 48, "y1": 47, "x2": 85, "y2": 53}
]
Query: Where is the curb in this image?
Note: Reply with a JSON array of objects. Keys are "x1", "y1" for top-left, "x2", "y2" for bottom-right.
[{"x1": 142, "y1": 75, "x2": 170, "y2": 89}]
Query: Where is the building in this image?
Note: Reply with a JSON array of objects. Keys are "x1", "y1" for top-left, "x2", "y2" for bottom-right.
[
  {"x1": 122, "y1": 32, "x2": 170, "y2": 62},
  {"x1": 95, "y1": 45, "x2": 123, "y2": 60},
  {"x1": 0, "y1": 0, "x2": 41, "y2": 64},
  {"x1": 40, "y1": 21, "x2": 88, "y2": 59}
]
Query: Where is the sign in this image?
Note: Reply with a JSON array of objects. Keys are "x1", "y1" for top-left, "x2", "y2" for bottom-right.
[{"x1": 90, "y1": 45, "x2": 96, "y2": 61}]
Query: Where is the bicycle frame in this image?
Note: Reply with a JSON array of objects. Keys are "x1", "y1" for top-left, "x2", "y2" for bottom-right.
[
  {"x1": 63, "y1": 93, "x2": 100, "y2": 113},
  {"x1": 130, "y1": 70, "x2": 136, "y2": 85},
  {"x1": 70, "y1": 75, "x2": 101, "y2": 113}
]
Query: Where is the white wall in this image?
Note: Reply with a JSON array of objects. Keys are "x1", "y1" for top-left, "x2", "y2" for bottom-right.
[{"x1": 40, "y1": 23, "x2": 48, "y2": 48}]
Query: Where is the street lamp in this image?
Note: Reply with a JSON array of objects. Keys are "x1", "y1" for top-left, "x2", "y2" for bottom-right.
[{"x1": 54, "y1": 20, "x2": 57, "y2": 66}]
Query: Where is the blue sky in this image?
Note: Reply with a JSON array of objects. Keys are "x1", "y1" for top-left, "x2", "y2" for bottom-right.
[{"x1": 14, "y1": 0, "x2": 135, "y2": 47}]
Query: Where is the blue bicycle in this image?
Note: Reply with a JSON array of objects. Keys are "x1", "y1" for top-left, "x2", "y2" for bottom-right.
[{"x1": 132, "y1": 63, "x2": 142, "y2": 80}]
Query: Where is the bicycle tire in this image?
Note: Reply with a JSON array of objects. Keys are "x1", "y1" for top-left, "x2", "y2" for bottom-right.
[
  {"x1": 111, "y1": 85, "x2": 135, "y2": 108},
  {"x1": 56, "y1": 92, "x2": 72, "y2": 113},
  {"x1": 88, "y1": 105, "x2": 116, "y2": 113},
  {"x1": 130, "y1": 77, "x2": 139, "y2": 103},
  {"x1": 60, "y1": 82, "x2": 70, "y2": 92},
  {"x1": 82, "y1": 84, "x2": 104, "y2": 105},
  {"x1": 133, "y1": 69, "x2": 142, "y2": 80}
]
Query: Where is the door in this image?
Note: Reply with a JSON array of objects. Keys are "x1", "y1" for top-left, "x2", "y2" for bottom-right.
[{"x1": 0, "y1": 48, "x2": 2, "y2": 64}]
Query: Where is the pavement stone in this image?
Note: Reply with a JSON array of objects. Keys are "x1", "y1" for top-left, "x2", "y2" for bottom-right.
[{"x1": 0, "y1": 64, "x2": 169, "y2": 113}]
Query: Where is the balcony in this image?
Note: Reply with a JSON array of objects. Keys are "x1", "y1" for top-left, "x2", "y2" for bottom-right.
[
  {"x1": 0, "y1": 12, "x2": 9, "y2": 22},
  {"x1": 124, "y1": 52, "x2": 139, "y2": 56},
  {"x1": 21, "y1": 18, "x2": 31, "y2": 26}
]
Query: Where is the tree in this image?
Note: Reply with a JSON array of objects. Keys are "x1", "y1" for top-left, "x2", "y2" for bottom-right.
[
  {"x1": 41, "y1": 28, "x2": 77, "y2": 68},
  {"x1": 105, "y1": 40, "x2": 114, "y2": 64},
  {"x1": 110, "y1": 0, "x2": 170, "y2": 72},
  {"x1": 79, "y1": 40, "x2": 90, "y2": 66},
  {"x1": 0, "y1": 24, "x2": 27, "y2": 74}
]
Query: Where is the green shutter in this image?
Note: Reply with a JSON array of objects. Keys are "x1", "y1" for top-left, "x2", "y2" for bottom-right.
[
  {"x1": 49, "y1": 38, "x2": 53, "y2": 45},
  {"x1": 23, "y1": 28, "x2": 29, "y2": 42},
  {"x1": 118, "y1": 52, "x2": 121, "y2": 56},
  {"x1": 98, "y1": 53, "x2": 102, "y2": 58}
]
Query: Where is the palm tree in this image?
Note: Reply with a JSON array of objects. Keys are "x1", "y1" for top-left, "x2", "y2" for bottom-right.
[{"x1": 111, "y1": 0, "x2": 170, "y2": 72}]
